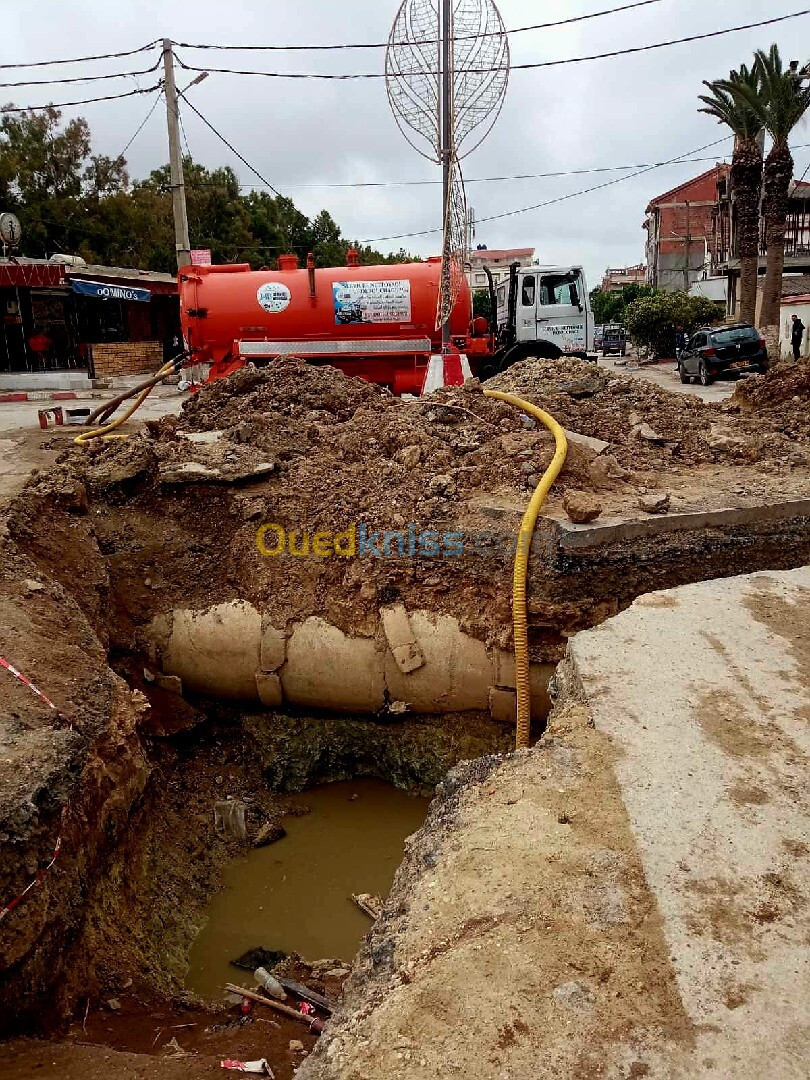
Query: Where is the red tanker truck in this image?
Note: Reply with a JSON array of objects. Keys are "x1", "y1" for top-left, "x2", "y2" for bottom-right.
[{"x1": 179, "y1": 250, "x2": 594, "y2": 393}]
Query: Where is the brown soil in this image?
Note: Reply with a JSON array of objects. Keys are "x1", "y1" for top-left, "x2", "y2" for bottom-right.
[
  {"x1": 300, "y1": 699, "x2": 696, "y2": 1080},
  {"x1": 728, "y1": 358, "x2": 810, "y2": 440}
]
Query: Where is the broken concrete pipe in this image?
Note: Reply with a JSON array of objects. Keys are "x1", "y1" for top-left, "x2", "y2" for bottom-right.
[{"x1": 146, "y1": 600, "x2": 551, "y2": 722}]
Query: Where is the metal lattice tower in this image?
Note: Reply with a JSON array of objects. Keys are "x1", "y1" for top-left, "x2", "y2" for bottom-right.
[{"x1": 386, "y1": 0, "x2": 510, "y2": 337}]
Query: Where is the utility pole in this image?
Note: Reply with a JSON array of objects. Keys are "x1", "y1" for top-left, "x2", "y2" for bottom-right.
[
  {"x1": 440, "y1": 0, "x2": 453, "y2": 352},
  {"x1": 162, "y1": 39, "x2": 191, "y2": 270}
]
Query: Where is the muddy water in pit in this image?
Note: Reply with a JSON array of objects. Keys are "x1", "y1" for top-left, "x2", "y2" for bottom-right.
[{"x1": 186, "y1": 779, "x2": 430, "y2": 999}]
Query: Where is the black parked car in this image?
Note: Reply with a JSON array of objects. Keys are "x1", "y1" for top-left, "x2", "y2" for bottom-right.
[{"x1": 678, "y1": 323, "x2": 768, "y2": 386}]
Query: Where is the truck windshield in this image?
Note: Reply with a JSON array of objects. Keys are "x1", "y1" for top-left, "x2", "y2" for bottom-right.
[{"x1": 540, "y1": 274, "x2": 578, "y2": 306}]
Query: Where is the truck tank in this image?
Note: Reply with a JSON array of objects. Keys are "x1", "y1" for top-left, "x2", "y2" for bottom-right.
[{"x1": 180, "y1": 254, "x2": 478, "y2": 395}]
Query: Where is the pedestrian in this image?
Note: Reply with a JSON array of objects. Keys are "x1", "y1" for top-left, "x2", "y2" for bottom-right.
[
  {"x1": 791, "y1": 314, "x2": 805, "y2": 361},
  {"x1": 674, "y1": 325, "x2": 686, "y2": 370}
]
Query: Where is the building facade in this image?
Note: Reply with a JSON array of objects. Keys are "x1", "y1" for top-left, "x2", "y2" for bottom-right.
[
  {"x1": 600, "y1": 264, "x2": 647, "y2": 292},
  {"x1": 714, "y1": 177, "x2": 810, "y2": 319},
  {"x1": 643, "y1": 164, "x2": 730, "y2": 292},
  {"x1": 466, "y1": 247, "x2": 536, "y2": 291},
  {"x1": 0, "y1": 260, "x2": 179, "y2": 378}
]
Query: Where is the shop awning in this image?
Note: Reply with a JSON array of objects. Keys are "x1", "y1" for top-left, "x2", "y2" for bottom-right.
[
  {"x1": 0, "y1": 262, "x2": 65, "y2": 288},
  {"x1": 71, "y1": 278, "x2": 151, "y2": 303}
]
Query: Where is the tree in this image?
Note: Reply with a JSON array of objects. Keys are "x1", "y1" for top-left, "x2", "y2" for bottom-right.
[
  {"x1": 0, "y1": 108, "x2": 415, "y2": 272},
  {"x1": 0, "y1": 105, "x2": 128, "y2": 258},
  {"x1": 625, "y1": 292, "x2": 721, "y2": 358},
  {"x1": 472, "y1": 287, "x2": 492, "y2": 322},
  {"x1": 730, "y1": 46, "x2": 810, "y2": 339},
  {"x1": 590, "y1": 283, "x2": 657, "y2": 326},
  {"x1": 699, "y1": 64, "x2": 764, "y2": 326}
]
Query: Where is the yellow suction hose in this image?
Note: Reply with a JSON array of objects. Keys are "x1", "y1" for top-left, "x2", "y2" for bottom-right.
[
  {"x1": 483, "y1": 390, "x2": 568, "y2": 749},
  {"x1": 73, "y1": 360, "x2": 176, "y2": 446}
]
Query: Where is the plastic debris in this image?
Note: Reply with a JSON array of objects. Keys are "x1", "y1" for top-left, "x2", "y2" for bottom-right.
[
  {"x1": 221, "y1": 1059, "x2": 274, "y2": 1076},
  {"x1": 254, "y1": 966, "x2": 287, "y2": 1001}
]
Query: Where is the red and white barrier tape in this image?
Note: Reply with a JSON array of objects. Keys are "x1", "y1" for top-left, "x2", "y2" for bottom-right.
[
  {"x1": 0, "y1": 655, "x2": 59, "y2": 712},
  {"x1": 0, "y1": 657, "x2": 67, "y2": 923},
  {"x1": 0, "y1": 833, "x2": 62, "y2": 923}
]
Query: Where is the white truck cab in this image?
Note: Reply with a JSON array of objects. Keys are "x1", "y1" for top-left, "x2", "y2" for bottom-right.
[{"x1": 492, "y1": 264, "x2": 594, "y2": 370}]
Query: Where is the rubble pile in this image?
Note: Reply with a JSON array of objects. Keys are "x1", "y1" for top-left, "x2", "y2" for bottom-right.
[
  {"x1": 490, "y1": 357, "x2": 810, "y2": 467},
  {"x1": 88, "y1": 359, "x2": 617, "y2": 532},
  {"x1": 727, "y1": 358, "x2": 810, "y2": 440}
]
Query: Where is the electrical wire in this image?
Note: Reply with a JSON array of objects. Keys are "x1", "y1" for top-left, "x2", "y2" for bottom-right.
[
  {"x1": 0, "y1": 84, "x2": 162, "y2": 114},
  {"x1": 172, "y1": 10, "x2": 810, "y2": 81},
  {"x1": 116, "y1": 88, "x2": 164, "y2": 159},
  {"x1": 0, "y1": 41, "x2": 160, "y2": 71},
  {"x1": 173, "y1": 0, "x2": 666, "y2": 51},
  {"x1": 177, "y1": 88, "x2": 283, "y2": 197},
  {"x1": 182, "y1": 143, "x2": 810, "y2": 192},
  {"x1": 361, "y1": 136, "x2": 734, "y2": 243},
  {"x1": 0, "y1": 59, "x2": 162, "y2": 89}
]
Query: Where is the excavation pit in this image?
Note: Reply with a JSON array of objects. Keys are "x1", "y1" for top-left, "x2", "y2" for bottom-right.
[{"x1": 2, "y1": 357, "x2": 810, "y2": 1072}]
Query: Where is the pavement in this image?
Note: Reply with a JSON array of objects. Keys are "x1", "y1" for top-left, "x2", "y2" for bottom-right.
[
  {"x1": 568, "y1": 568, "x2": 810, "y2": 1078},
  {"x1": 0, "y1": 386, "x2": 184, "y2": 502},
  {"x1": 598, "y1": 351, "x2": 738, "y2": 403}
]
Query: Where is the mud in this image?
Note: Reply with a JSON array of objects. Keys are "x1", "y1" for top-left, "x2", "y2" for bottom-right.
[{"x1": 187, "y1": 779, "x2": 430, "y2": 999}]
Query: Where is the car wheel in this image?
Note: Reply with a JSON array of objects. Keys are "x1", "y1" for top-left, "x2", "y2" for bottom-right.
[
  {"x1": 699, "y1": 360, "x2": 714, "y2": 386},
  {"x1": 678, "y1": 363, "x2": 690, "y2": 384}
]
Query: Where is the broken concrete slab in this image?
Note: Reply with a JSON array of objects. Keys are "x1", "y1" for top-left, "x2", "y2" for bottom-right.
[
  {"x1": 547, "y1": 497, "x2": 810, "y2": 553},
  {"x1": 159, "y1": 460, "x2": 278, "y2": 485},
  {"x1": 565, "y1": 567, "x2": 810, "y2": 1078},
  {"x1": 563, "y1": 428, "x2": 610, "y2": 455}
]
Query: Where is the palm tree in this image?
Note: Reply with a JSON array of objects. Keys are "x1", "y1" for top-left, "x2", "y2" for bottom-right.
[
  {"x1": 698, "y1": 65, "x2": 763, "y2": 325},
  {"x1": 732, "y1": 46, "x2": 810, "y2": 342}
]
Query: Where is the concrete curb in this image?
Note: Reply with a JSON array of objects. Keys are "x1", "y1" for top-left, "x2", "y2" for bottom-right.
[
  {"x1": 0, "y1": 391, "x2": 101, "y2": 403},
  {"x1": 549, "y1": 498, "x2": 810, "y2": 552}
]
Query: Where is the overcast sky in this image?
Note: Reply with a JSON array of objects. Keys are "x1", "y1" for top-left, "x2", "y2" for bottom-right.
[{"x1": 1, "y1": 0, "x2": 808, "y2": 286}]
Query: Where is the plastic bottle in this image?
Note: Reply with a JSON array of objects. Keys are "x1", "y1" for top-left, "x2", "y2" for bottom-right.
[{"x1": 253, "y1": 967, "x2": 287, "y2": 1001}]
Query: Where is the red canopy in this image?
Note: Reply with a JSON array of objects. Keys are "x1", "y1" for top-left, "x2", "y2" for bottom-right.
[{"x1": 0, "y1": 262, "x2": 65, "y2": 288}]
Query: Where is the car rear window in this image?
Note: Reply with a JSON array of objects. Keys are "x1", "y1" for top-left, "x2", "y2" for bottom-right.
[{"x1": 711, "y1": 327, "x2": 760, "y2": 346}]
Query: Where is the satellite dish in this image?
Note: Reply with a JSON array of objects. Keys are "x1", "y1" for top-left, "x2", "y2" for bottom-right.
[{"x1": 0, "y1": 213, "x2": 22, "y2": 248}]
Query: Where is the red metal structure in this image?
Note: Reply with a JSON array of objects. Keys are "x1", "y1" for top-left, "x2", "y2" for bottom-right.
[{"x1": 179, "y1": 251, "x2": 492, "y2": 395}]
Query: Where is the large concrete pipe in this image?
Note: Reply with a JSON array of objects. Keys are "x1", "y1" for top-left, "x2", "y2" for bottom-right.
[{"x1": 146, "y1": 601, "x2": 551, "y2": 722}]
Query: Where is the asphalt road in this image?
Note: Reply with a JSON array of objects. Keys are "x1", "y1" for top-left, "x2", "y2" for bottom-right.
[{"x1": 598, "y1": 352, "x2": 737, "y2": 403}]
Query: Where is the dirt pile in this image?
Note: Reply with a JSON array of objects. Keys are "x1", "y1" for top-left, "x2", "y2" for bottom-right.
[
  {"x1": 727, "y1": 359, "x2": 810, "y2": 439},
  {"x1": 490, "y1": 356, "x2": 810, "y2": 467}
]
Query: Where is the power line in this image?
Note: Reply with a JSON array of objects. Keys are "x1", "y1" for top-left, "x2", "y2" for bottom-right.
[
  {"x1": 173, "y1": 0, "x2": 666, "y2": 52},
  {"x1": 173, "y1": 10, "x2": 810, "y2": 81},
  {"x1": 0, "y1": 85, "x2": 162, "y2": 114},
  {"x1": 228, "y1": 147, "x2": 809, "y2": 189},
  {"x1": 116, "y1": 88, "x2": 164, "y2": 159},
  {"x1": 0, "y1": 60, "x2": 162, "y2": 90},
  {"x1": 361, "y1": 136, "x2": 734, "y2": 243},
  {"x1": 0, "y1": 41, "x2": 160, "y2": 71},
  {"x1": 177, "y1": 88, "x2": 283, "y2": 197}
]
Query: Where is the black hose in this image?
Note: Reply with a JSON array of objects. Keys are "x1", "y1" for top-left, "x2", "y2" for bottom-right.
[{"x1": 84, "y1": 353, "x2": 187, "y2": 426}]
